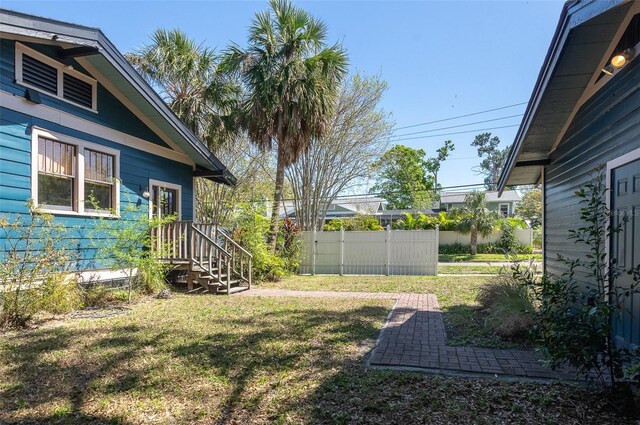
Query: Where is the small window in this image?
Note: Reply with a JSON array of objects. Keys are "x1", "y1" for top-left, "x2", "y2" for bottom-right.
[
  {"x1": 16, "y1": 43, "x2": 97, "y2": 112},
  {"x1": 499, "y1": 203, "x2": 509, "y2": 217},
  {"x1": 84, "y1": 149, "x2": 115, "y2": 210},
  {"x1": 37, "y1": 137, "x2": 75, "y2": 210}
]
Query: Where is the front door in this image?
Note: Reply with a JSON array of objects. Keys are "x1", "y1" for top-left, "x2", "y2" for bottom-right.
[
  {"x1": 610, "y1": 158, "x2": 640, "y2": 348},
  {"x1": 150, "y1": 181, "x2": 180, "y2": 220}
]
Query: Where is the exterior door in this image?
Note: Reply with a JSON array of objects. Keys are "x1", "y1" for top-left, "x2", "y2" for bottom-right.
[
  {"x1": 610, "y1": 158, "x2": 640, "y2": 348},
  {"x1": 150, "y1": 182, "x2": 180, "y2": 220}
]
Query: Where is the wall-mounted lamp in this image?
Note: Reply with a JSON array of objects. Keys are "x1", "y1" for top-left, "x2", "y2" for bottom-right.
[
  {"x1": 611, "y1": 48, "x2": 635, "y2": 69},
  {"x1": 142, "y1": 188, "x2": 150, "y2": 199}
]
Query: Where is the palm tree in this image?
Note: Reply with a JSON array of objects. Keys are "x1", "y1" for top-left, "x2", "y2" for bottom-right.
[
  {"x1": 221, "y1": 0, "x2": 348, "y2": 247},
  {"x1": 457, "y1": 192, "x2": 500, "y2": 255},
  {"x1": 126, "y1": 29, "x2": 241, "y2": 149}
]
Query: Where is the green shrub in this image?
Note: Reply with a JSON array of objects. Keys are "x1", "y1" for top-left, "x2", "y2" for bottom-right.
[
  {"x1": 476, "y1": 270, "x2": 538, "y2": 339},
  {"x1": 533, "y1": 227, "x2": 542, "y2": 249},
  {"x1": 277, "y1": 218, "x2": 302, "y2": 273},
  {"x1": 233, "y1": 206, "x2": 289, "y2": 281},
  {"x1": 439, "y1": 243, "x2": 532, "y2": 255},
  {"x1": 439, "y1": 243, "x2": 469, "y2": 255},
  {"x1": 0, "y1": 202, "x2": 75, "y2": 328},
  {"x1": 38, "y1": 274, "x2": 83, "y2": 314},
  {"x1": 134, "y1": 257, "x2": 168, "y2": 295},
  {"x1": 324, "y1": 215, "x2": 383, "y2": 231}
]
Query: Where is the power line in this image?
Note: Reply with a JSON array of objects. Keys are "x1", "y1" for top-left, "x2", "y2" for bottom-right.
[
  {"x1": 235, "y1": 182, "x2": 493, "y2": 204},
  {"x1": 390, "y1": 114, "x2": 523, "y2": 139},
  {"x1": 393, "y1": 101, "x2": 527, "y2": 131},
  {"x1": 390, "y1": 124, "x2": 520, "y2": 143}
]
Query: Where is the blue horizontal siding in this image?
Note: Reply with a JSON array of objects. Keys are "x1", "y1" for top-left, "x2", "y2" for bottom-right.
[
  {"x1": 0, "y1": 39, "x2": 171, "y2": 149},
  {"x1": 0, "y1": 107, "x2": 194, "y2": 271},
  {"x1": 544, "y1": 57, "x2": 640, "y2": 277}
]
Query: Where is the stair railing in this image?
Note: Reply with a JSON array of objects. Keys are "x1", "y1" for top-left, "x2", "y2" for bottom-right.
[{"x1": 191, "y1": 224, "x2": 232, "y2": 293}]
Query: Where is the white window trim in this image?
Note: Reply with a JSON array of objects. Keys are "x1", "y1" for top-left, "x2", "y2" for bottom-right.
[
  {"x1": 499, "y1": 203, "x2": 510, "y2": 215},
  {"x1": 15, "y1": 42, "x2": 98, "y2": 113},
  {"x1": 148, "y1": 179, "x2": 182, "y2": 220},
  {"x1": 31, "y1": 127, "x2": 120, "y2": 218}
]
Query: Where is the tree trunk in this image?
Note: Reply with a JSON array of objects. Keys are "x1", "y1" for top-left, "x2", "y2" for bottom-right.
[
  {"x1": 470, "y1": 228, "x2": 478, "y2": 255},
  {"x1": 268, "y1": 148, "x2": 286, "y2": 251}
]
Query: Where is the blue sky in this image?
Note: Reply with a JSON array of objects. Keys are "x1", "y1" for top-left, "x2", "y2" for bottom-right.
[{"x1": 3, "y1": 0, "x2": 565, "y2": 190}]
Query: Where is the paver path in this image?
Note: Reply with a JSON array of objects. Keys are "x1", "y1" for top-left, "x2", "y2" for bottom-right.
[{"x1": 243, "y1": 288, "x2": 577, "y2": 381}]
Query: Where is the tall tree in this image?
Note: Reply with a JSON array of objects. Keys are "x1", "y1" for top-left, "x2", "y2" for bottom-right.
[
  {"x1": 516, "y1": 187, "x2": 542, "y2": 227},
  {"x1": 371, "y1": 145, "x2": 435, "y2": 210},
  {"x1": 471, "y1": 132, "x2": 510, "y2": 190},
  {"x1": 286, "y1": 73, "x2": 393, "y2": 230},
  {"x1": 126, "y1": 28, "x2": 240, "y2": 148},
  {"x1": 222, "y1": 0, "x2": 348, "y2": 247},
  {"x1": 457, "y1": 192, "x2": 500, "y2": 255},
  {"x1": 425, "y1": 139, "x2": 455, "y2": 191}
]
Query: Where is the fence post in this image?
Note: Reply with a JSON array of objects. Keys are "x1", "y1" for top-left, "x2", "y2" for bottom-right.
[
  {"x1": 339, "y1": 226, "x2": 344, "y2": 276},
  {"x1": 435, "y1": 225, "x2": 440, "y2": 276},
  {"x1": 312, "y1": 228, "x2": 317, "y2": 275},
  {"x1": 386, "y1": 225, "x2": 391, "y2": 276}
]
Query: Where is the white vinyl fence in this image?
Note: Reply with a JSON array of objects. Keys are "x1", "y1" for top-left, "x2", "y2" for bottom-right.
[
  {"x1": 439, "y1": 229, "x2": 533, "y2": 246},
  {"x1": 299, "y1": 228, "x2": 438, "y2": 276}
]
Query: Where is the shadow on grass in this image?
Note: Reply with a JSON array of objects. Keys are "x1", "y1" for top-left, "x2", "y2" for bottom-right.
[{"x1": 0, "y1": 298, "x2": 389, "y2": 424}]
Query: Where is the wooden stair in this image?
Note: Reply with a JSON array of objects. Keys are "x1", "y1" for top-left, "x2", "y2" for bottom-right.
[{"x1": 153, "y1": 221, "x2": 253, "y2": 295}]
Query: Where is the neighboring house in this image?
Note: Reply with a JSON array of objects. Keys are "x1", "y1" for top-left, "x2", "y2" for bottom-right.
[
  {"x1": 439, "y1": 190, "x2": 521, "y2": 217},
  {"x1": 499, "y1": 0, "x2": 640, "y2": 347},
  {"x1": 0, "y1": 10, "x2": 238, "y2": 284},
  {"x1": 278, "y1": 196, "x2": 386, "y2": 222}
]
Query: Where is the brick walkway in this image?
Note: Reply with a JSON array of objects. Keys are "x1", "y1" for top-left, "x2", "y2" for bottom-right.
[{"x1": 243, "y1": 288, "x2": 578, "y2": 381}]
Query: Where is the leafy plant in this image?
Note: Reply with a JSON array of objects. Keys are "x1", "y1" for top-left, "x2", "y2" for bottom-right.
[
  {"x1": 277, "y1": 217, "x2": 302, "y2": 272},
  {"x1": 0, "y1": 201, "x2": 76, "y2": 328},
  {"x1": 232, "y1": 205, "x2": 288, "y2": 281},
  {"x1": 89, "y1": 196, "x2": 173, "y2": 302},
  {"x1": 323, "y1": 215, "x2": 384, "y2": 231},
  {"x1": 38, "y1": 273, "x2": 83, "y2": 315},
  {"x1": 525, "y1": 172, "x2": 640, "y2": 396}
]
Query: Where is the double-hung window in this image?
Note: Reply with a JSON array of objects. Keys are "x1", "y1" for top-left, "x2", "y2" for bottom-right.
[{"x1": 32, "y1": 128, "x2": 119, "y2": 216}]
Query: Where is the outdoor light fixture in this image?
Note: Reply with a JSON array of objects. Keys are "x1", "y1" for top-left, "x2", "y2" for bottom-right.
[
  {"x1": 611, "y1": 48, "x2": 635, "y2": 69},
  {"x1": 142, "y1": 188, "x2": 150, "y2": 199},
  {"x1": 602, "y1": 64, "x2": 615, "y2": 75}
]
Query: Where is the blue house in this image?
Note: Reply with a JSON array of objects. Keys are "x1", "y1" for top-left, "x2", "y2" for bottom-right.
[
  {"x1": 499, "y1": 0, "x2": 640, "y2": 347},
  {"x1": 0, "y1": 10, "x2": 250, "y2": 293}
]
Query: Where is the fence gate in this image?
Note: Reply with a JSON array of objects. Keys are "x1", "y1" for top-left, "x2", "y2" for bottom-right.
[{"x1": 299, "y1": 227, "x2": 439, "y2": 276}]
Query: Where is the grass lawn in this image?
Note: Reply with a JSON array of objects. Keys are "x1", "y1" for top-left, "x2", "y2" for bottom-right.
[
  {"x1": 261, "y1": 275, "x2": 524, "y2": 349},
  {"x1": 438, "y1": 265, "x2": 503, "y2": 274},
  {"x1": 0, "y1": 292, "x2": 629, "y2": 424},
  {"x1": 439, "y1": 253, "x2": 543, "y2": 263}
]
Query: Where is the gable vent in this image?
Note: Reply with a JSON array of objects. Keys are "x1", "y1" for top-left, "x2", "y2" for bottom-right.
[
  {"x1": 22, "y1": 54, "x2": 57, "y2": 95},
  {"x1": 63, "y1": 73, "x2": 93, "y2": 108}
]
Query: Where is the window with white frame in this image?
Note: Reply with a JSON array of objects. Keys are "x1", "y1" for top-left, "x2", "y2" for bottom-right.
[
  {"x1": 32, "y1": 129, "x2": 119, "y2": 216},
  {"x1": 499, "y1": 203, "x2": 510, "y2": 217},
  {"x1": 16, "y1": 42, "x2": 98, "y2": 112}
]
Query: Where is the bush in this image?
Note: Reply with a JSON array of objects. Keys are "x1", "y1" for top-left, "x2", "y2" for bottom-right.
[
  {"x1": 277, "y1": 218, "x2": 302, "y2": 272},
  {"x1": 439, "y1": 243, "x2": 532, "y2": 255},
  {"x1": 81, "y1": 284, "x2": 131, "y2": 307},
  {"x1": 134, "y1": 257, "x2": 168, "y2": 295},
  {"x1": 324, "y1": 215, "x2": 383, "y2": 231},
  {"x1": 38, "y1": 274, "x2": 83, "y2": 314},
  {"x1": 477, "y1": 268, "x2": 537, "y2": 339},
  {"x1": 233, "y1": 206, "x2": 289, "y2": 281},
  {"x1": 0, "y1": 202, "x2": 75, "y2": 328}
]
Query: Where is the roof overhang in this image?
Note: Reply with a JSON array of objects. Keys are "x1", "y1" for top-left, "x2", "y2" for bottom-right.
[
  {"x1": 498, "y1": 0, "x2": 634, "y2": 193},
  {"x1": 0, "y1": 8, "x2": 236, "y2": 186}
]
